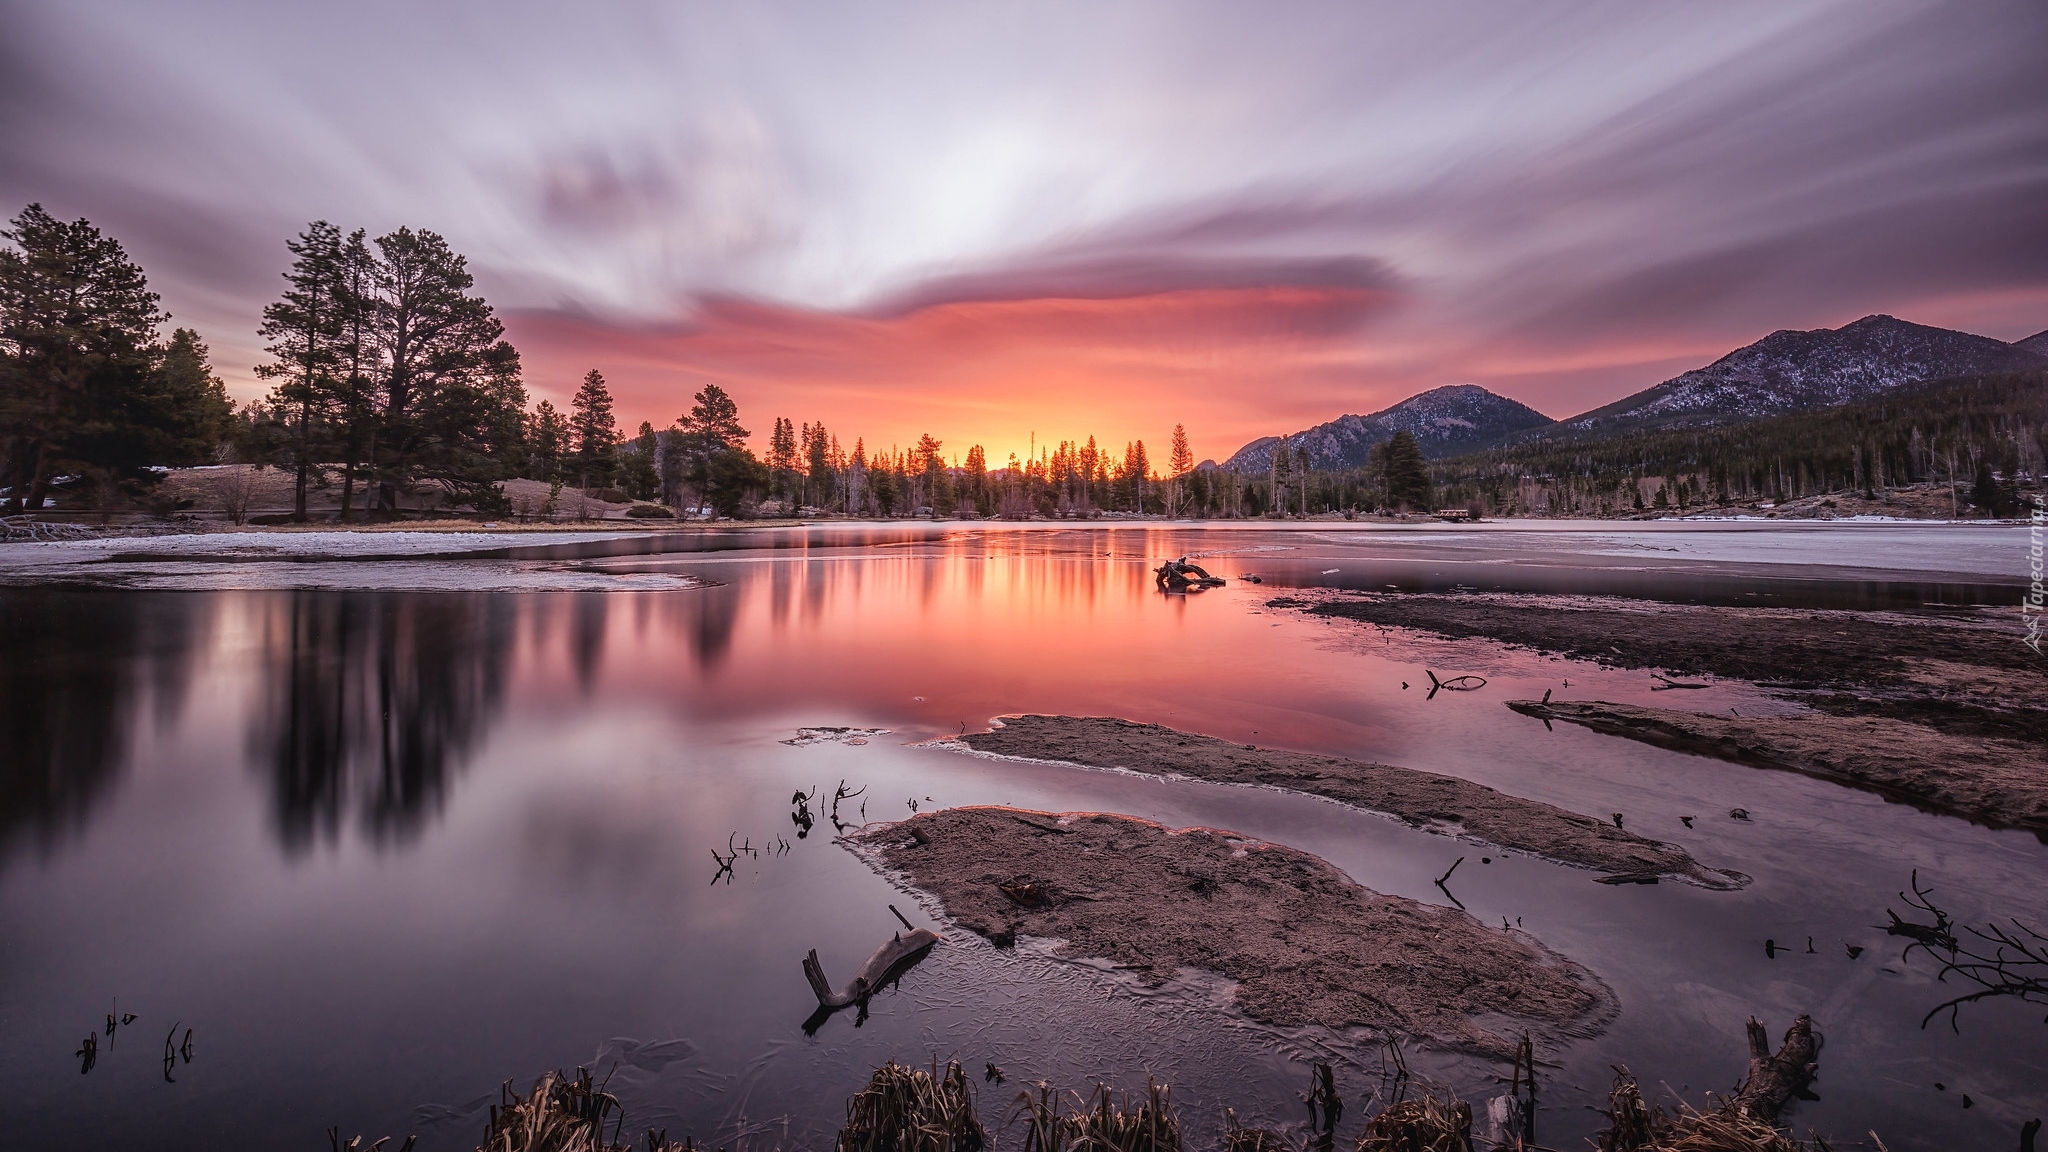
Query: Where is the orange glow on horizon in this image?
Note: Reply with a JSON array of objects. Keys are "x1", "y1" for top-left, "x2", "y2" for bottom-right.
[{"x1": 507, "y1": 285, "x2": 1405, "y2": 468}]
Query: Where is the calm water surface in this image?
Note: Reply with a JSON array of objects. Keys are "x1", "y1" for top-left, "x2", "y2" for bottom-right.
[{"x1": 2, "y1": 523, "x2": 2043, "y2": 1149}]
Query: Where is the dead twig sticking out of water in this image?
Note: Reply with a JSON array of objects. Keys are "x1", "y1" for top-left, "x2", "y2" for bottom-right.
[
  {"x1": 1423, "y1": 670, "x2": 1486, "y2": 700},
  {"x1": 1434, "y1": 858, "x2": 1466, "y2": 910},
  {"x1": 1885, "y1": 871, "x2": 2048, "y2": 1031},
  {"x1": 832, "y1": 780, "x2": 869, "y2": 832},
  {"x1": 74, "y1": 1032, "x2": 97, "y2": 1074},
  {"x1": 1486, "y1": 1031, "x2": 1536, "y2": 1150},
  {"x1": 1301, "y1": 1062, "x2": 1342, "y2": 1150},
  {"x1": 793, "y1": 788, "x2": 818, "y2": 839},
  {"x1": 840, "y1": 1059, "x2": 987, "y2": 1152}
]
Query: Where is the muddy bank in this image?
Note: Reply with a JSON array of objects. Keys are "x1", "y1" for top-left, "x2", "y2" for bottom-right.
[
  {"x1": 1281, "y1": 592, "x2": 2048, "y2": 742},
  {"x1": 956, "y1": 715, "x2": 1743, "y2": 888},
  {"x1": 1511, "y1": 699, "x2": 2048, "y2": 835},
  {"x1": 855, "y1": 806, "x2": 1613, "y2": 1056}
]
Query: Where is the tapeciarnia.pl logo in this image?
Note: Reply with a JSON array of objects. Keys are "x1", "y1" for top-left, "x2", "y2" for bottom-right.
[{"x1": 2027, "y1": 495, "x2": 2044, "y2": 655}]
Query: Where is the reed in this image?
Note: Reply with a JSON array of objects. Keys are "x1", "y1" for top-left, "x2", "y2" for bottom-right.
[
  {"x1": 1353, "y1": 1097, "x2": 1475, "y2": 1152},
  {"x1": 1593, "y1": 1069, "x2": 1839, "y2": 1152},
  {"x1": 837, "y1": 1059, "x2": 989, "y2": 1152},
  {"x1": 1008, "y1": 1079, "x2": 1182, "y2": 1152}
]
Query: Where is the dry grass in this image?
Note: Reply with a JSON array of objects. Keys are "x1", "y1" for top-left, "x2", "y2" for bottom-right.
[
  {"x1": 1353, "y1": 1097, "x2": 1474, "y2": 1152},
  {"x1": 1007, "y1": 1079, "x2": 1182, "y2": 1152},
  {"x1": 1592, "y1": 1069, "x2": 1840, "y2": 1152},
  {"x1": 838, "y1": 1060, "x2": 989, "y2": 1152}
]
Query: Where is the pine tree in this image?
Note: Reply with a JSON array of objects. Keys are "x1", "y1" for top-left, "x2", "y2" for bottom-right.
[
  {"x1": 332, "y1": 229, "x2": 381, "y2": 520},
  {"x1": 2, "y1": 203, "x2": 172, "y2": 512},
  {"x1": 569, "y1": 369, "x2": 619, "y2": 490},
  {"x1": 1382, "y1": 431, "x2": 1429, "y2": 511},
  {"x1": 618, "y1": 420, "x2": 660, "y2": 500},
  {"x1": 767, "y1": 416, "x2": 799, "y2": 509},
  {"x1": 257, "y1": 221, "x2": 345, "y2": 520},
  {"x1": 681, "y1": 383, "x2": 748, "y2": 450},
  {"x1": 528, "y1": 400, "x2": 566, "y2": 480},
  {"x1": 159, "y1": 328, "x2": 233, "y2": 459},
  {"x1": 1169, "y1": 424, "x2": 1194, "y2": 477},
  {"x1": 369, "y1": 226, "x2": 505, "y2": 513},
  {"x1": 806, "y1": 421, "x2": 835, "y2": 509},
  {"x1": 964, "y1": 444, "x2": 988, "y2": 514}
]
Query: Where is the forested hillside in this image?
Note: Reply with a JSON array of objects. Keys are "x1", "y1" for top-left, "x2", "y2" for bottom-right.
[{"x1": 1429, "y1": 369, "x2": 2047, "y2": 517}]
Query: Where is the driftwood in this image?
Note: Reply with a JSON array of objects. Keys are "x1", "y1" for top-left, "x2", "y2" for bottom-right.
[
  {"x1": 1424, "y1": 670, "x2": 1486, "y2": 700},
  {"x1": 1732, "y1": 1015, "x2": 1819, "y2": 1123},
  {"x1": 1154, "y1": 556, "x2": 1226, "y2": 592},
  {"x1": 1888, "y1": 870, "x2": 2048, "y2": 1030},
  {"x1": 803, "y1": 928, "x2": 941, "y2": 1009}
]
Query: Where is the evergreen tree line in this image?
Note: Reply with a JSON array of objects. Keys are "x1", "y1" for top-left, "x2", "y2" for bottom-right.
[
  {"x1": 1, "y1": 204, "x2": 233, "y2": 512},
  {"x1": 1415, "y1": 370, "x2": 2048, "y2": 518},
  {"x1": 29, "y1": 201, "x2": 2028, "y2": 524}
]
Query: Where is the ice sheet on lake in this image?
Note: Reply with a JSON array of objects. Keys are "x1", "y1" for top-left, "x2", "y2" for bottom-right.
[
  {"x1": 782, "y1": 727, "x2": 892, "y2": 746},
  {"x1": 1305, "y1": 521, "x2": 2022, "y2": 580},
  {"x1": 0, "y1": 529, "x2": 709, "y2": 591}
]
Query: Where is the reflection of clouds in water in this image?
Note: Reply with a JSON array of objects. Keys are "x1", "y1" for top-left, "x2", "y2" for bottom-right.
[
  {"x1": 590, "y1": 933, "x2": 1469, "y2": 1152},
  {"x1": 516, "y1": 782, "x2": 700, "y2": 894}
]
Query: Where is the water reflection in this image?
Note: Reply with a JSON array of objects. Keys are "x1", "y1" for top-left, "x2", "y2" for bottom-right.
[
  {"x1": 0, "y1": 590, "x2": 206, "y2": 856},
  {"x1": 251, "y1": 593, "x2": 515, "y2": 852}
]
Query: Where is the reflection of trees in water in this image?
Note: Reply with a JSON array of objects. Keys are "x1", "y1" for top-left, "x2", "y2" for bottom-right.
[
  {"x1": 570, "y1": 593, "x2": 608, "y2": 692},
  {"x1": 671, "y1": 585, "x2": 739, "y2": 668},
  {"x1": 254, "y1": 593, "x2": 515, "y2": 853},
  {"x1": 0, "y1": 591, "x2": 207, "y2": 857}
]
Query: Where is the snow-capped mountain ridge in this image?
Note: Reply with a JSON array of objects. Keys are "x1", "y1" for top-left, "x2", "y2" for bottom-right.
[{"x1": 1559, "y1": 315, "x2": 2046, "y2": 433}]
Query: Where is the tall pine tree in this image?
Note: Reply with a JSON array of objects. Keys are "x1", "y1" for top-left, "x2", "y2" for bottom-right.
[
  {"x1": 256, "y1": 221, "x2": 345, "y2": 520},
  {"x1": 370, "y1": 227, "x2": 505, "y2": 512},
  {"x1": 569, "y1": 368, "x2": 619, "y2": 490}
]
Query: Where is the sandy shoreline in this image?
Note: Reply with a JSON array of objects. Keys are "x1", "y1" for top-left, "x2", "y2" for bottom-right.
[
  {"x1": 954, "y1": 714, "x2": 1744, "y2": 887},
  {"x1": 854, "y1": 806, "x2": 1615, "y2": 1056}
]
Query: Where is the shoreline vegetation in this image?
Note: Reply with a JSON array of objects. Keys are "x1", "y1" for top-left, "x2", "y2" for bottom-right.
[
  {"x1": 950, "y1": 715, "x2": 1745, "y2": 888},
  {"x1": 1272, "y1": 592, "x2": 2048, "y2": 833},
  {"x1": 345, "y1": 1023, "x2": 1862, "y2": 1152}
]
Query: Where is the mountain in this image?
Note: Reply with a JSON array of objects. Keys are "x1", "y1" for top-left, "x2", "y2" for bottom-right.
[
  {"x1": 1554, "y1": 315, "x2": 2047, "y2": 435},
  {"x1": 2015, "y1": 327, "x2": 2048, "y2": 356},
  {"x1": 1222, "y1": 384, "x2": 1552, "y2": 472}
]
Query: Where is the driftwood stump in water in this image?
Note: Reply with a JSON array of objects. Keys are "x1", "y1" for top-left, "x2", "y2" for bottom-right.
[
  {"x1": 1155, "y1": 556, "x2": 1225, "y2": 591},
  {"x1": 1732, "y1": 1015, "x2": 1819, "y2": 1123}
]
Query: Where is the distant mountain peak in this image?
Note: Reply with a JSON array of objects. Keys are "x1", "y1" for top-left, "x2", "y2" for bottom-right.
[
  {"x1": 1223, "y1": 384, "x2": 1551, "y2": 471},
  {"x1": 1558, "y1": 315, "x2": 2047, "y2": 434},
  {"x1": 2015, "y1": 327, "x2": 2048, "y2": 356}
]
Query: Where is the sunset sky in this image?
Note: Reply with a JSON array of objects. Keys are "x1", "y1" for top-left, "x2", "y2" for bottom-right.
[{"x1": 4, "y1": 0, "x2": 2044, "y2": 465}]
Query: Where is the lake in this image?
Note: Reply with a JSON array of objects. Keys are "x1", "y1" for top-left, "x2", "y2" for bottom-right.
[{"x1": 2, "y1": 521, "x2": 2042, "y2": 1149}]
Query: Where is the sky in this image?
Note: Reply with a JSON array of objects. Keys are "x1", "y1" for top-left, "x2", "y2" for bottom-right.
[{"x1": 3, "y1": 0, "x2": 2045, "y2": 465}]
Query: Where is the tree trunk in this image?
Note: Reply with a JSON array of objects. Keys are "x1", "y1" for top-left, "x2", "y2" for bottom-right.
[{"x1": 294, "y1": 401, "x2": 311, "y2": 522}]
